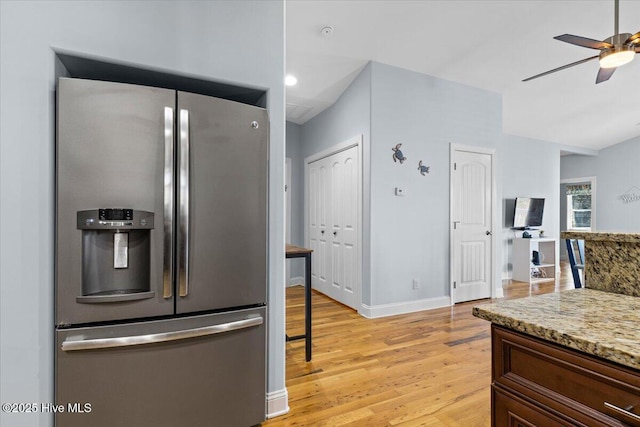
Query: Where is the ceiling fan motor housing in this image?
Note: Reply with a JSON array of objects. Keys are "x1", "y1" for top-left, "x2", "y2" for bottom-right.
[{"x1": 600, "y1": 33, "x2": 635, "y2": 68}]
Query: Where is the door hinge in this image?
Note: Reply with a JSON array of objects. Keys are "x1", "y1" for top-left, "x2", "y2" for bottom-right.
[
  {"x1": 453, "y1": 281, "x2": 457, "y2": 289},
  {"x1": 454, "y1": 162, "x2": 457, "y2": 171}
]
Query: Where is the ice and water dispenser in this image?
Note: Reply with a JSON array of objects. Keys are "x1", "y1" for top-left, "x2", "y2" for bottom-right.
[{"x1": 76, "y1": 208, "x2": 155, "y2": 303}]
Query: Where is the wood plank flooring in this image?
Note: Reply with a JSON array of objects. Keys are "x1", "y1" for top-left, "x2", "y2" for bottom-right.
[{"x1": 263, "y1": 265, "x2": 576, "y2": 427}]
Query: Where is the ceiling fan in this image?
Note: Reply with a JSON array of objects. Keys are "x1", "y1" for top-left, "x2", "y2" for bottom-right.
[{"x1": 523, "y1": 0, "x2": 639, "y2": 84}]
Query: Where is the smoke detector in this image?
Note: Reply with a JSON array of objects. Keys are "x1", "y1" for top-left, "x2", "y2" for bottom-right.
[{"x1": 320, "y1": 26, "x2": 334, "y2": 38}]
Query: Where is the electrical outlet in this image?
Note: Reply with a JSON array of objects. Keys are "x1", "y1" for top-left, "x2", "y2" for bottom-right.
[{"x1": 412, "y1": 279, "x2": 420, "y2": 289}]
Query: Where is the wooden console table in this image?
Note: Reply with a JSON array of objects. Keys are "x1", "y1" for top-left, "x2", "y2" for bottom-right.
[{"x1": 285, "y1": 244, "x2": 312, "y2": 362}]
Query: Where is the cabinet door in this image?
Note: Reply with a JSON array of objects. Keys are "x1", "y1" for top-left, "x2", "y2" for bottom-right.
[
  {"x1": 492, "y1": 325, "x2": 640, "y2": 426},
  {"x1": 493, "y1": 387, "x2": 575, "y2": 427}
]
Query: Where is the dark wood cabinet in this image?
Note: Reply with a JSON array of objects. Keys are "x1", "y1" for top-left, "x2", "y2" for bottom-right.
[
  {"x1": 494, "y1": 387, "x2": 574, "y2": 427},
  {"x1": 491, "y1": 325, "x2": 640, "y2": 427}
]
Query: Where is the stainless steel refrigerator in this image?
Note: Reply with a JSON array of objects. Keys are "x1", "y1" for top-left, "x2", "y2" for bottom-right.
[{"x1": 55, "y1": 77, "x2": 268, "y2": 427}]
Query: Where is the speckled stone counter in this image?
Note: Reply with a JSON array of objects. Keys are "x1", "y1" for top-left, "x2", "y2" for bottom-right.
[
  {"x1": 561, "y1": 231, "x2": 640, "y2": 297},
  {"x1": 473, "y1": 289, "x2": 640, "y2": 370}
]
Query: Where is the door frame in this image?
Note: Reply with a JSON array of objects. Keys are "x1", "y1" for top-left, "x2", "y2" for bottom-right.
[
  {"x1": 304, "y1": 135, "x2": 363, "y2": 312},
  {"x1": 285, "y1": 157, "x2": 292, "y2": 285},
  {"x1": 449, "y1": 143, "x2": 497, "y2": 305}
]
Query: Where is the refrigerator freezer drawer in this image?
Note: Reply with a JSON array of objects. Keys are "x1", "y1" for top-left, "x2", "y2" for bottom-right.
[{"x1": 55, "y1": 307, "x2": 266, "y2": 427}]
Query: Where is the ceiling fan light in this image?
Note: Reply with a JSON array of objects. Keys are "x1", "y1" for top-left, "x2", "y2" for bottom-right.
[{"x1": 599, "y1": 48, "x2": 635, "y2": 68}]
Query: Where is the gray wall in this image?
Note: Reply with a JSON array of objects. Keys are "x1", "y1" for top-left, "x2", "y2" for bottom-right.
[
  {"x1": 0, "y1": 2, "x2": 285, "y2": 426},
  {"x1": 501, "y1": 135, "x2": 561, "y2": 277},
  {"x1": 294, "y1": 61, "x2": 505, "y2": 308},
  {"x1": 592, "y1": 137, "x2": 640, "y2": 231},
  {"x1": 286, "y1": 121, "x2": 304, "y2": 281},
  {"x1": 287, "y1": 60, "x2": 576, "y2": 307},
  {"x1": 561, "y1": 136, "x2": 640, "y2": 232},
  {"x1": 369, "y1": 62, "x2": 502, "y2": 304},
  {"x1": 299, "y1": 63, "x2": 373, "y2": 302},
  {"x1": 300, "y1": 64, "x2": 372, "y2": 160},
  {"x1": 561, "y1": 154, "x2": 598, "y2": 179}
]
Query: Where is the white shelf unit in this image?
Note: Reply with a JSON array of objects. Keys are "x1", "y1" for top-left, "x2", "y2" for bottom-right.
[{"x1": 512, "y1": 237, "x2": 558, "y2": 284}]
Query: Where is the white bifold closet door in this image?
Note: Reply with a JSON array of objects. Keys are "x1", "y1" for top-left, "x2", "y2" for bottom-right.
[{"x1": 307, "y1": 145, "x2": 359, "y2": 310}]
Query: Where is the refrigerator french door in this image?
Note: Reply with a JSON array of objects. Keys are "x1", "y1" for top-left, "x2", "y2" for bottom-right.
[{"x1": 55, "y1": 78, "x2": 268, "y2": 427}]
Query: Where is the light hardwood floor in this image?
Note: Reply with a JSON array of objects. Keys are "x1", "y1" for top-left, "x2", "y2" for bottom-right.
[{"x1": 263, "y1": 265, "x2": 576, "y2": 427}]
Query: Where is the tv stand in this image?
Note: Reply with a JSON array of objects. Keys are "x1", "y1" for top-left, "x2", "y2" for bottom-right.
[{"x1": 512, "y1": 237, "x2": 558, "y2": 284}]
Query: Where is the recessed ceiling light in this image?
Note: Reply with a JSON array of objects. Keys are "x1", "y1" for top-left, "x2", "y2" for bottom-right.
[{"x1": 285, "y1": 75, "x2": 298, "y2": 86}]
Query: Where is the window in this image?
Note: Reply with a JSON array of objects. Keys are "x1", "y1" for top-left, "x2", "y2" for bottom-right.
[{"x1": 566, "y1": 184, "x2": 592, "y2": 230}]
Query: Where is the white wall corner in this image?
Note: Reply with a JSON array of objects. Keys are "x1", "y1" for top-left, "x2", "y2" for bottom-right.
[
  {"x1": 287, "y1": 276, "x2": 305, "y2": 287},
  {"x1": 360, "y1": 296, "x2": 450, "y2": 319},
  {"x1": 266, "y1": 388, "x2": 289, "y2": 419}
]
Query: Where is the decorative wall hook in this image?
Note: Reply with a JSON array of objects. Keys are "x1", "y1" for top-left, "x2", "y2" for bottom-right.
[
  {"x1": 392, "y1": 143, "x2": 406, "y2": 164},
  {"x1": 418, "y1": 160, "x2": 430, "y2": 176}
]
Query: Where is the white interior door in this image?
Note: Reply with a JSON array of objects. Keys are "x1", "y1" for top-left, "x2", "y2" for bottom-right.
[
  {"x1": 451, "y1": 148, "x2": 493, "y2": 303},
  {"x1": 328, "y1": 147, "x2": 359, "y2": 308},
  {"x1": 306, "y1": 140, "x2": 360, "y2": 310},
  {"x1": 308, "y1": 159, "x2": 329, "y2": 295}
]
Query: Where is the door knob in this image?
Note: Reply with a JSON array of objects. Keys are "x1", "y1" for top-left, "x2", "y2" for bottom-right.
[
  {"x1": 321, "y1": 230, "x2": 324, "y2": 234},
  {"x1": 486, "y1": 230, "x2": 492, "y2": 236},
  {"x1": 333, "y1": 231, "x2": 337, "y2": 236}
]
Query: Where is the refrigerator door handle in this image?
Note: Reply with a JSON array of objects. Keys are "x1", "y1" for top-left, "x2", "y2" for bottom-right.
[
  {"x1": 61, "y1": 315, "x2": 263, "y2": 352},
  {"x1": 178, "y1": 109, "x2": 190, "y2": 297},
  {"x1": 163, "y1": 107, "x2": 174, "y2": 299}
]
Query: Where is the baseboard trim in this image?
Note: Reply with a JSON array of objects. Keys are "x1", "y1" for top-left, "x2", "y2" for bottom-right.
[
  {"x1": 287, "y1": 277, "x2": 304, "y2": 287},
  {"x1": 494, "y1": 287, "x2": 504, "y2": 299},
  {"x1": 360, "y1": 296, "x2": 450, "y2": 319},
  {"x1": 266, "y1": 388, "x2": 289, "y2": 419}
]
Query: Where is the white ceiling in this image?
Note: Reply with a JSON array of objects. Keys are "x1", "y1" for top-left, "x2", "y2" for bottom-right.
[{"x1": 286, "y1": 0, "x2": 640, "y2": 151}]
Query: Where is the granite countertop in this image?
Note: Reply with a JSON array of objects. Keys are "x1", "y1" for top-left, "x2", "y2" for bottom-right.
[
  {"x1": 561, "y1": 231, "x2": 640, "y2": 243},
  {"x1": 473, "y1": 289, "x2": 640, "y2": 370}
]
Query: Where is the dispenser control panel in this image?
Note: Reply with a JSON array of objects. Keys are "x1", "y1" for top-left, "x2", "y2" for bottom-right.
[
  {"x1": 77, "y1": 209, "x2": 154, "y2": 230},
  {"x1": 99, "y1": 208, "x2": 133, "y2": 221}
]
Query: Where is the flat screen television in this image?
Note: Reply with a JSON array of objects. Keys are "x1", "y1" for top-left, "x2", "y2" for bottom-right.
[{"x1": 512, "y1": 197, "x2": 545, "y2": 229}]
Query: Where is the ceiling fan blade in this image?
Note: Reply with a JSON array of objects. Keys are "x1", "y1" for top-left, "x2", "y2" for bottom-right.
[
  {"x1": 554, "y1": 34, "x2": 613, "y2": 50},
  {"x1": 596, "y1": 67, "x2": 616, "y2": 84},
  {"x1": 625, "y1": 31, "x2": 640, "y2": 46},
  {"x1": 523, "y1": 55, "x2": 599, "y2": 82}
]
